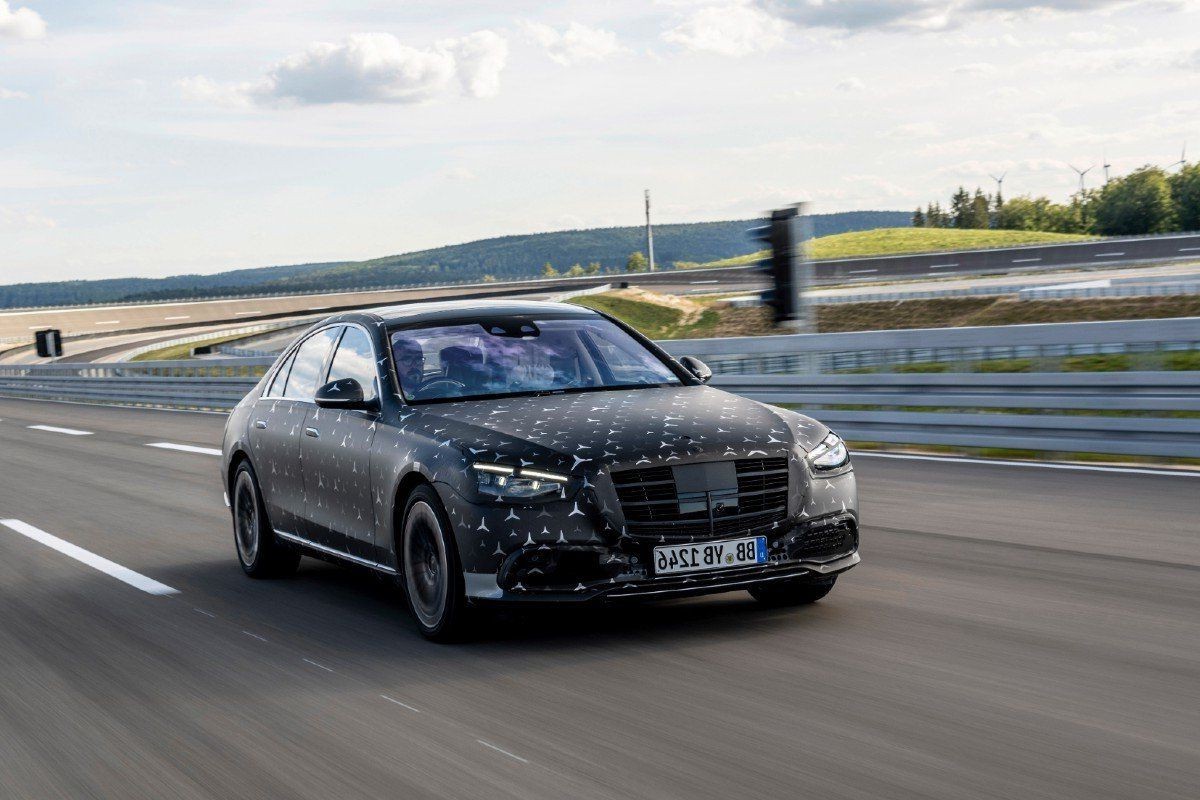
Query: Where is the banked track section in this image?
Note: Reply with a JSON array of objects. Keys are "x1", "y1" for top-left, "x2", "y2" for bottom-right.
[{"x1": 4, "y1": 231, "x2": 1200, "y2": 343}]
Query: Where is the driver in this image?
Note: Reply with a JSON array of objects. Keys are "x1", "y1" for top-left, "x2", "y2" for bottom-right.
[{"x1": 392, "y1": 337, "x2": 425, "y2": 394}]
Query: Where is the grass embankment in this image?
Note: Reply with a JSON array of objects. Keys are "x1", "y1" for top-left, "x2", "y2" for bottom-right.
[
  {"x1": 575, "y1": 289, "x2": 1200, "y2": 339},
  {"x1": 820, "y1": 295, "x2": 1200, "y2": 332},
  {"x1": 130, "y1": 332, "x2": 254, "y2": 361},
  {"x1": 699, "y1": 227, "x2": 1095, "y2": 268},
  {"x1": 569, "y1": 289, "x2": 722, "y2": 339}
]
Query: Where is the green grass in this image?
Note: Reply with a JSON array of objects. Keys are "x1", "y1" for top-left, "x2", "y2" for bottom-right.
[
  {"x1": 698, "y1": 227, "x2": 1095, "y2": 268},
  {"x1": 568, "y1": 294, "x2": 721, "y2": 339}
]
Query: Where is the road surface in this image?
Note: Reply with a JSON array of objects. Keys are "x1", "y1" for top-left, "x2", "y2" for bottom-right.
[{"x1": 0, "y1": 396, "x2": 1196, "y2": 799}]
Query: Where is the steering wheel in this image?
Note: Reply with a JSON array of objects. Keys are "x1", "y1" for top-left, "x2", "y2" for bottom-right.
[{"x1": 412, "y1": 377, "x2": 467, "y2": 399}]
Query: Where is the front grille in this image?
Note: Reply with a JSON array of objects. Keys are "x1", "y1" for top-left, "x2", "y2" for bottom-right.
[{"x1": 612, "y1": 458, "x2": 789, "y2": 541}]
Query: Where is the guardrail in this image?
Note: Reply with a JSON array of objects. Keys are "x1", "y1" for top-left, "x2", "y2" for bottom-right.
[
  {"x1": 661, "y1": 317, "x2": 1200, "y2": 373},
  {"x1": 2, "y1": 321, "x2": 1199, "y2": 458},
  {"x1": 0, "y1": 358, "x2": 274, "y2": 411}
]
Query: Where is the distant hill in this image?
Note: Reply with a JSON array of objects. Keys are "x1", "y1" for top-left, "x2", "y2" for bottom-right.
[{"x1": 0, "y1": 211, "x2": 909, "y2": 310}]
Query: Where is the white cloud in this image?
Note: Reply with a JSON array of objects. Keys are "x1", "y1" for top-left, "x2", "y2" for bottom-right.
[
  {"x1": 953, "y1": 61, "x2": 997, "y2": 74},
  {"x1": 0, "y1": 86, "x2": 28, "y2": 99},
  {"x1": 835, "y1": 76, "x2": 865, "y2": 91},
  {"x1": 663, "y1": 3, "x2": 789, "y2": 57},
  {"x1": 183, "y1": 31, "x2": 508, "y2": 107},
  {"x1": 446, "y1": 30, "x2": 509, "y2": 98},
  {"x1": 756, "y1": 0, "x2": 1190, "y2": 33},
  {"x1": 0, "y1": 207, "x2": 56, "y2": 230},
  {"x1": 882, "y1": 121, "x2": 944, "y2": 139},
  {"x1": 0, "y1": 1, "x2": 44, "y2": 39},
  {"x1": 441, "y1": 166, "x2": 477, "y2": 181},
  {"x1": 523, "y1": 21, "x2": 624, "y2": 66}
]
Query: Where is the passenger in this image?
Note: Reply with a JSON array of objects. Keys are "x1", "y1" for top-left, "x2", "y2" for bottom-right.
[{"x1": 392, "y1": 338, "x2": 425, "y2": 391}]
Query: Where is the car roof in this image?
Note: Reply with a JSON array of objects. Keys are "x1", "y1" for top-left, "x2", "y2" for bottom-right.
[{"x1": 358, "y1": 298, "x2": 601, "y2": 325}]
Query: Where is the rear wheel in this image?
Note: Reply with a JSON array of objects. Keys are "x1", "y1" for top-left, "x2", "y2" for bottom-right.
[
  {"x1": 232, "y1": 461, "x2": 300, "y2": 578},
  {"x1": 749, "y1": 576, "x2": 836, "y2": 607},
  {"x1": 400, "y1": 485, "x2": 470, "y2": 642}
]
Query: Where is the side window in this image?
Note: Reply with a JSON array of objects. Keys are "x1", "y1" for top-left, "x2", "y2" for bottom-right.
[
  {"x1": 326, "y1": 326, "x2": 379, "y2": 401},
  {"x1": 265, "y1": 351, "x2": 296, "y2": 397},
  {"x1": 283, "y1": 328, "x2": 339, "y2": 400}
]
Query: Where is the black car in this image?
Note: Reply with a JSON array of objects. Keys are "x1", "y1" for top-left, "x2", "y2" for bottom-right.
[{"x1": 221, "y1": 300, "x2": 859, "y2": 640}]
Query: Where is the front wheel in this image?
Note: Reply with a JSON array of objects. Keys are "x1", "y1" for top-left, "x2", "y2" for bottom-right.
[
  {"x1": 400, "y1": 485, "x2": 470, "y2": 642},
  {"x1": 749, "y1": 576, "x2": 836, "y2": 607},
  {"x1": 232, "y1": 461, "x2": 300, "y2": 578}
]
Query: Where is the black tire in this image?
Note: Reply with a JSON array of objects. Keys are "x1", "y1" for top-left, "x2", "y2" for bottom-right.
[
  {"x1": 399, "y1": 485, "x2": 470, "y2": 642},
  {"x1": 749, "y1": 576, "x2": 836, "y2": 607},
  {"x1": 232, "y1": 461, "x2": 301, "y2": 578}
]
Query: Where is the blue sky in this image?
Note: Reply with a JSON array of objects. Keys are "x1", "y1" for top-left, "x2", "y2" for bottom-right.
[{"x1": 1, "y1": 0, "x2": 1198, "y2": 281}]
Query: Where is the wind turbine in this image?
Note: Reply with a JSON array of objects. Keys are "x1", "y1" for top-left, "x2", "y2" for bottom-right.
[
  {"x1": 988, "y1": 171, "x2": 1006, "y2": 198},
  {"x1": 1102, "y1": 151, "x2": 1112, "y2": 184},
  {"x1": 1169, "y1": 143, "x2": 1187, "y2": 171},
  {"x1": 1069, "y1": 163, "x2": 1093, "y2": 195}
]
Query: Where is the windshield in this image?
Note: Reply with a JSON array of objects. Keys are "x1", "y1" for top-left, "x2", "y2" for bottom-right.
[{"x1": 389, "y1": 316, "x2": 683, "y2": 403}]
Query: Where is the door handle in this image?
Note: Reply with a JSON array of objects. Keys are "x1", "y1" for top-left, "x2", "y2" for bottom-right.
[
  {"x1": 304, "y1": 427, "x2": 320, "y2": 438},
  {"x1": 254, "y1": 420, "x2": 267, "y2": 429}
]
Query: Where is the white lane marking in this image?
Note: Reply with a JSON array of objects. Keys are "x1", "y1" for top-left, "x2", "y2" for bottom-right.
[
  {"x1": 308, "y1": 306, "x2": 331, "y2": 310},
  {"x1": 853, "y1": 452, "x2": 1200, "y2": 477},
  {"x1": 303, "y1": 658, "x2": 334, "y2": 672},
  {"x1": 0, "y1": 519, "x2": 180, "y2": 596},
  {"x1": 234, "y1": 311, "x2": 262, "y2": 316},
  {"x1": 163, "y1": 315, "x2": 191, "y2": 320},
  {"x1": 146, "y1": 442, "x2": 222, "y2": 457},
  {"x1": 689, "y1": 279, "x2": 719, "y2": 284},
  {"x1": 242, "y1": 630, "x2": 268, "y2": 642},
  {"x1": 477, "y1": 740, "x2": 529, "y2": 764},
  {"x1": 1180, "y1": 247, "x2": 1200, "y2": 252},
  {"x1": 28, "y1": 424, "x2": 92, "y2": 436},
  {"x1": 95, "y1": 320, "x2": 120, "y2": 325},
  {"x1": 381, "y1": 695, "x2": 422, "y2": 712},
  {"x1": 847, "y1": 269, "x2": 878, "y2": 274},
  {"x1": 1012, "y1": 257, "x2": 1042, "y2": 263},
  {"x1": 1095, "y1": 251, "x2": 1126, "y2": 257},
  {"x1": 928, "y1": 263, "x2": 958, "y2": 269},
  {"x1": 194, "y1": 608, "x2": 216, "y2": 617}
]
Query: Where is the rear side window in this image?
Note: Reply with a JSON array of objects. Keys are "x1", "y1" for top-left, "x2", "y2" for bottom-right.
[
  {"x1": 283, "y1": 328, "x2": 340, "y2": 400},
  {"x1": 327, "y1": 326, "x2": 379, "y2": 401},
  {"x1": 265, "y1": 351, "x2": 296, "y2": 397}
]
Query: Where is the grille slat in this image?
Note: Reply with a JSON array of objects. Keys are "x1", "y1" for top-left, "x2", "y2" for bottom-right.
[{"x1": 612, "y1": 458, "x2": 789, "y2": 541}]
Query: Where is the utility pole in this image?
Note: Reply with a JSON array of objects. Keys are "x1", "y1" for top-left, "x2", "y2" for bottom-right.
[{"x1": 644, "y1": 189, "x2": 656, "y2": 272}]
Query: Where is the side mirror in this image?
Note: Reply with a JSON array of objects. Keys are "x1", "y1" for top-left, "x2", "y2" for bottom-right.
[
  {"x1": 679, "y1": 356, "x2": 713, "y2": 384},
  {"x1": 315, "y1": 378, "x2": 379, "y2": 411}
]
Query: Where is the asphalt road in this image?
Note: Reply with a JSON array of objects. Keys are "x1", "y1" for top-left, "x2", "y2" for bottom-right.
[{"x1": 0, "y1": 396, "x2": 1196, "y2": 799}]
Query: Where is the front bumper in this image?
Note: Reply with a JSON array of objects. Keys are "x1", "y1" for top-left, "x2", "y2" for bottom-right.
[{"x1": 460, "y1": 542, "x2": 864, "y2": 604}]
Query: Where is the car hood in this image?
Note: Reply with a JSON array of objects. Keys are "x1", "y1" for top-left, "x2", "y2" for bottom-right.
[{"x1": 419, "y1": 385, "x2": 828, "y2": 475}]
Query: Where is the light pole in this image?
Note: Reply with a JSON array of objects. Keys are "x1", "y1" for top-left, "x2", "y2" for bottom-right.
[{"x1": 644, "y1": 189, "x2": 656, "y2": 272}]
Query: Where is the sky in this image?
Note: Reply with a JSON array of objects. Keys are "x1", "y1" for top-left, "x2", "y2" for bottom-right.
[{"x1": 1, "y1": 0, "x2": 1198, "y2": 282}]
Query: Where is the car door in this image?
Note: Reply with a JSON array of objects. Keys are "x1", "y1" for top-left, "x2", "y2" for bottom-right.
[
  {"x1": 250, "y1": 326, "x2": 340, "y2": 538},
  {"x1": 299, "y1": 324, "x2": 380, "y2": 561}
]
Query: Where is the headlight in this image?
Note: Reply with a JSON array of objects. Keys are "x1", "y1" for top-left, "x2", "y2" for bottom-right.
[
  {"x1": 472, "y1": 463, "x2": 568, "y2": 502},
  {"x1": 807, "y1": 433, "x2": 849, "y2": 470}
]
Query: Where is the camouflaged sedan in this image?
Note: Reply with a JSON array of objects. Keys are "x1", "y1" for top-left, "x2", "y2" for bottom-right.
[{"x1": 221, "y1": 300, "x2": 859, "y2": 640}]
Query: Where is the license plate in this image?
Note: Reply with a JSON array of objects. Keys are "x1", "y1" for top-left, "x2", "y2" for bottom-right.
[{"x1": 653, "y1": 536, "x2": 767, "y2": 576}]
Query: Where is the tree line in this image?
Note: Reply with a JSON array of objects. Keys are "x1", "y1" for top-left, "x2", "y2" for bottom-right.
[{"x1": 914, "y1": 164, "x2": 1200, "y2": 236}]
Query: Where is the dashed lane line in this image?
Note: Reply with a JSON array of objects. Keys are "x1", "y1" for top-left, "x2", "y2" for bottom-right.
[
  {"x1": 0, "y1": 519, "x2": 179, "y2": 596},
  {"x1": 477, "y1": 739, "x2": 530, "y2": 764},
  {"x1": 146, "y1": 442, "x2": 222, "y2": 456},
  {"x1": 27, "y1": 424, "x2": 93, "y2": 436},
  {"x1": 381, "y1": 695, "x2": 422, "y2": 713}
]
